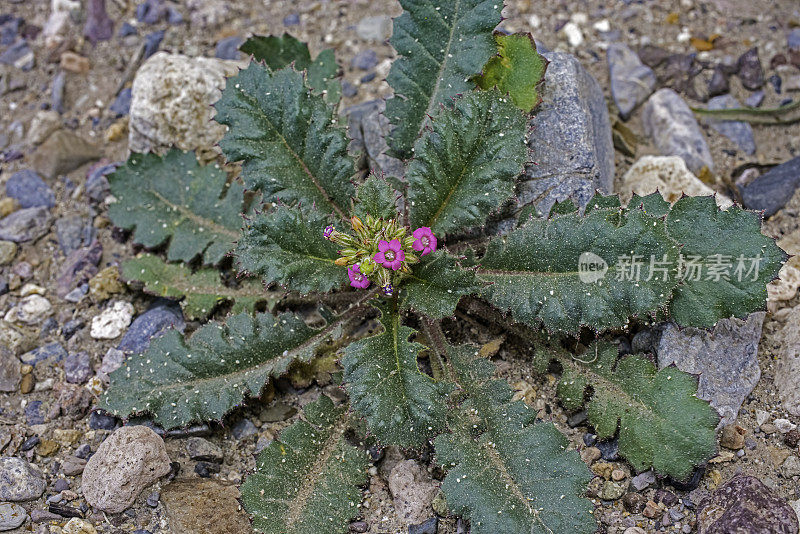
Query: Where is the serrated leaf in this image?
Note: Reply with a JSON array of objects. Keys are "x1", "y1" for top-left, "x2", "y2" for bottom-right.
[
  {"x1": 108, "y1": 150, "x2": 243, "y2": 265},
  {"x1": 240, "y1": 34, "x2": 341, "y2": 102},
  {"x1": 478, "y1": 208, "x2": 679, "y2": 332},
  {"x1": 241, "y1": 395, "x2": 368, "y2": 534},
  {"x1": 236, "y1": 204, "x2": 343, "y2": 293},
  {"x1": 342, "y1": 299, "x2": 447, "y2": 447},
  {"x1": 215, "y1": 64, "x2": 355, "y2": 219},
  {"x1": 385, "y1": 0, "x2": 502, "y2": 159},
  {"x1": 353, "y1": 174, "x2": 398, "y2": 221},
  {"x1": 665, "y1": 196, "x2": 784, "y2": 327},
  {"x1": 555, "y1": 342, "x2": 718, "y2": 480},
  {"x1": 101, "y1": 311, "x2": 343, "y2": 428},
  {"x1": 401, "y1": 251, "x2": 480, "y2": 318},
  {"x1": 407, "y1": 91, "x2": 528, "y2": 235},
  {"x1": 121, "y1": 254, "x2": 268, "y2": 320},
  {"x1": 435, "y1": 346, "x2": 596, "y2": 534},
  {"x1": 629, "y1": 191, "x2": 670, "y2": 218},
  {"x1": 475, "y1": 32, "x2": 548, "y2": 112}
]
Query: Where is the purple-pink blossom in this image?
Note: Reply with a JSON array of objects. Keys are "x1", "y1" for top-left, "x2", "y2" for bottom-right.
[
  {"x1": 412, "y1": 227, "x2": 437, "y2": 256},
  {"x1": 323, "y1": 225, "x2": 335, "y2": 240},
  {"x1": 348, "y1": 264, "x2": 370, "y2": 289},
  {"x1": 382, "y1": 283, "x2": 394, "y2": 296},
  {"x1": 373, "y1": 239, "x2": 405, "y2": 271}
]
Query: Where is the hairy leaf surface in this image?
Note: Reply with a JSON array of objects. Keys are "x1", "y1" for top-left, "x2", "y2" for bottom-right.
[
  {"x1": 236, "y1": 204, "x2": 343, "y2": 293},
  {"x1": 215, "y1": 64, "x2": 355, "y2": 218},
  {"x1": 665, "y1": 196, "x2": 784, "y2": 327},
  {"x1": 108, "y1": 150, "x2": 244, "y2": 265},
  {"x1": 101, "y1": 311, "x2": 342, "y2": 428},
  {"x1": 407, "y1": 91, "x2": 528, "y2": 235},
  {"x1": 476, "y1": 33, "x2": 548, "y2": 112},
  {"x1": 121, "y1": 254, "x2": 268, "y2": 320},
  {"x1": 342, "y1": 300, "x2": 447, "y2": 447},
  {"x1": 553, "y1": 342, "x2": 718, "y2": 480},
  {"x1": 240, "y1": 34, "x2": 341, "y2": 101},
  {"x1": 401, "y1": 251, "x2": 480, "y2": 318},
  {"x1": 478, "y1": 208, "x2": 679, "y2": 332},
  {"x1": 436, "y1": 347, "x2": 596, "y2": 534},
  {"x1": 241, "y1": 395, "x2": 368, "y2": 534},
  {"x1": 385, "y1": 0, "x2": 502, "y2": 158},
  {"x1": 353, "y1": 174, "x2": 398, "y2": 221}
]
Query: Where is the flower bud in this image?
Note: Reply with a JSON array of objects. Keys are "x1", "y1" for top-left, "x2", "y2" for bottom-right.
[
  {"x1": 359, "y1": 258, "x2": 376, "y2": 275},
  {"x1": 334, "y1": 257, "x2": 351, "y2": 266},
  {"x1": 351, "y1": 216, "x2": 365, "y2": 233}
]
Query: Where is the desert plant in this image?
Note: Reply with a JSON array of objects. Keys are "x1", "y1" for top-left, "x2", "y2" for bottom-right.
[{"x1": 101, "y1": 1, "x2": 784, "y2": 532}]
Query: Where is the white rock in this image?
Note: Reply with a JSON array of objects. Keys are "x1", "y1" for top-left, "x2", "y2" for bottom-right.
[
  {"x1": 129, "y1": 53, "x2": 245, "y2": 153},
  {"x1": 776, "y1": 306, "x2": 800, "y2": 417},
  {"x1": 90, "y1": 301, "x2": 134, "y2": 339},
  {"x1": 768, "y1": 256, "x2": 800, "y2": 313},
  {"x1": 619, "y1": 156, "x2": 732, "y2": 209},
  {"x1": 387, "y1": 460, "x2": 439, "y2": 526},
  {"x1": 755, "y1": 409, "x2": 770, "y2": 427},
  {"x1": 775, "y1": 418, "x2": 797, "y2": 433},
  {"x1": 4, "y1": 295, "x2": 52, "y2": 325},
  {"x1": 593, "y1": 19, "x2": 611, "y2": 32},
  {"x1": 27, "y1": 111, "x2": 62, "y2": 145},
  {"x1": 82, "y1": 426, "x2": 172, "y2": 513},
  {"x1": 62, "y1": 518, "x2": 97, "y2": 534},
  {"x1": 561, "y1": 22, "x2": 584, "y2": 48},
  {"x1": 356, "y1": 15, "x2": 393, "y2": 42},
  {"x1": 527, "y1": 14, "x2": 541, "y2": 29}
]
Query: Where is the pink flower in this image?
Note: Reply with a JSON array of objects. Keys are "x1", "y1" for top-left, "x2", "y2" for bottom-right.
[
  {"x1": 373, "y1": 239, "x2": 405, "y2": 271},
  {"x1": 412, "y1": 227, "x2": 437, "y2": 256},
  {"x1": 348, "y1": 264, "x2": 370, "y2": 289}
]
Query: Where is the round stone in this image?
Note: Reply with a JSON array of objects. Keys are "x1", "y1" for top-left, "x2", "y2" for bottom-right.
[{"x1": 0, "y1": 502, "x2": 27, "y2": 531}]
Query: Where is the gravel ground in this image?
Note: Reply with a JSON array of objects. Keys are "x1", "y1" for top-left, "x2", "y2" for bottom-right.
[{"x1": 0, "y1": 0, "x2": 799, "y2": 533}]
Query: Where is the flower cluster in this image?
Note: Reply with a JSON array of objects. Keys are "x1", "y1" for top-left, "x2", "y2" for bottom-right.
[{"x1": 324, "y1": 215, "x2": 437, "y2": 295}]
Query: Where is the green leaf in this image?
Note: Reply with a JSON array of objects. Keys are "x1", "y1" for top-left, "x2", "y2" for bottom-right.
[
  {"x1": 475, "y1": 33, "x2": 548, "y2": 112},
  {"x1": 554, "y1": 342, "x2": 718, "y2": 480},
  {"x1": 435, "y1": 346, "x2": 596, "y2": 534},
  {"x1": 342, "y1": 299, "x2": 447, "y2": 447},
  {"x1": 241, "y1": 395, "x2": 368, "y2": 534},
  {"x1": 407, "y1": 91, "x2": 529, "y2": 235},
  {"x1": 629, "y1": 191, "x2": 670, "y2": 218},
  {"x1": 401, "y1": 251, "x2": 480, "y2": 318},
  {"x1": 101, "y1": 311, "x2": 342, "y2": 428},
  {"x1": 385, "y1": 0, "x2": 502, "y2": 159},
  {"x1": 108, "y1": 150, "x2": 244, "y2": 265},
  {"x1": 239, "y1": 34, "x2": 341, "y2": 102},
  {"x1": 353, "y1": 174, "x2": 398, "y2": 221},
  {"x1": 215, "y1": 63, "x2": 355, "y2": 219},
  {"x1": 121, "y1": 254, "x2": 268, "y2": 320},
  {"x1": 665, "y1": 196, "x2": 785, "y2": 327},
  {"x1": 478, "y1": 207, "x2": 679, "y2": 332},
  {"x1": 236, "y1": 204, "x2": 344, "y2": 294}
]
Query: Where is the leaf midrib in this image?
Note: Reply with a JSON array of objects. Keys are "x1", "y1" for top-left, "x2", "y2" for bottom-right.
[{"x1": 150, "y1": 189, "x2": 239, "y2": 239}]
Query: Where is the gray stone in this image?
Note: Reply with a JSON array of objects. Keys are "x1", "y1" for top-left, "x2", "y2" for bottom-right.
[
  {"x1": 740, "y1": 156, "x2": 800, "y2": 217},
  {"x1": 351, "y1": 49, "x2": 378, "y2": 71},
  {"x1": 0, "y1": 458, "x2": 46, "y2": 501},
  {"x1": 631, "y1": 470, "x2": 656, "y2": 491},
  {"x1": 117, "y1": 301, "x2": 185, "y2": 354},
  {"x1": 0, "y1": 346, "x2": 20, "y2": 392},
  {"x1": 345, "y1": 99, "x2": 404, "y2": 178},
  {"x1": 230, "y1": 418, "x2": 257, "y2": 440},
  {"x1": 0, "y1": 40, "x2": 34, "y2": 71},
  {"x1": 515, "y1": 51, "x2": 615, "y2": 218},
  {"x1": 409, "y1": 517, "x2": 438, "y2": 534},
  {"x1": 655, "y1": 312, "x2": 764, "y2": 427},
  {"x1": 643, "y1": 88, "x2": 714, "y2": 174},
  {"x1": 0, "y1": 207, "x2": 53, "y2": 243},
  {"x1": 704, "y1": 95, "x2": 756, "y2": 155},
  {"x1": 388, "y1": 460, "x2": 439, "y2": 526},
  {"x1": 0, "y1": 502, "x2": 26, "y2": 530},
  {"x1": 258, "y1": 402, "x2": 297, "y2": 423},
  {"x1": 56, "y1": 241, "x2": 102, "y2": 298},
  {"x1": 737, "y1": 48, "x2": 765, "y2": 91},
  {"x1": 0, "y1": 241, "x2": 16, "y2": 265},
  {"x1": 82, "y1": 425, "x2": 172, "y2": 513},
  {"x1": 5, "y1": 170, "x2": 55, "y2": 209},
  {"x1": 55, "y1": 217, "x2": 94, "y2": 256},
  {"x1": 31, "y1": 130, "x2": 101, "y2": 179},
  {"x1": 745, "y1": 90, "x2": 765, "y2": 108},
  {"x1": 185, "y1": 437, "x2": 223, "y2": 463},
  {"x1": 21, "y1": 342, "x2": 67, "y2": 367},
  {"x1": 356, "y1": 15, "x2": 392, "y2": 42},
  {"x1": 775, "y1": 306, "x2": 800, "y2": 416},
  {"x1": 607, "y1": 43, "x2": 656, "y2": 120},
  {"x1": 697, "y1": 475, "x2": 798, "y2": 533},
  {"x1": 64, "y1": 351, "x2": 91, "y2": 384},
  {"x1": 789, "y1": 29, "x2": 800, "y2": 51}
]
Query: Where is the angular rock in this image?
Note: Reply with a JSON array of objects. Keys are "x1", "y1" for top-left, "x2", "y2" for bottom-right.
[
  {"x1": 704, "y1": 95, "x2": 756, "y2": 155},
  {"x1": 0, "y1": 502, "x2": 27, "y2": 530},
  {"x1": 27, "y1": 110, "x2": 61, "y2": 145},
  {"x1": 607, "y1": 43, "x2": 656, "y2": 120},
  {"x1": 4, "y1": 295, "x2": 52, "y2": 326},
  {"x1": 56, "y1": 240, "x2": 102, "y2": 298},
  {"x1": 85, "y1": 162, "x2": 116, "y2": 202},
  {"x1": 0, "y1": 241, "x2": 16, "y2": 265},
  {"x1": 515, "y1": 51, "x2": 615, "y2": 218},
  {"x1": 707, "y1": 67, "x2": 729, "y2": 98},
  {"x1": 185, "y1": 437, "x2": 223, "y2": 463},
  {"x1": 214, "y1": 36, "x2": 243, "y2": 60},
  {"x1": 0, "y1": 40, "x2": 34, "y2": 71},
  {"x1": 82, "y1": 425, "x2": 171, "y2": 513},
  {"x1": 90, "y1": 301, "x2": 134, "y2": 340},
  {"x1": 619, "y1": 155, "x2": 732, "y2": 209},
  {"x1": 739, "y1": 156, "x2": 800, "y2": 217},
  {"x1": 117, "y1": 301, "x2": 184, "y2": 354},
  {"x1": 129, "y1": 52, "x2": 243, "y2": 152},
  {"x1": 0, "y1": 345, "x2": 20, "y2": 392},
  {"x1": 83, "y1": 0, "x2": 113, "y2": 44},
  {"x1": 5, "y1": 170, "x2": 55, "y2": 208},
  {"x1": 21, "y1": 342, "x2": 66, "y2": 367},
  {"x1": 96, "y1": 347, "x2": 125, "y2": 383},
  {"x1": 161, "y1": 480, "x2": 251, "y2": 534},
  {"x1": 30, "y1": 130, "x2": 101, "y2": 179},
  {"x1": 697, "y1": 475, "x2": 798, "y2": 533},
  {"x1": 643, "y1": 88, "x2": 714, "y2": 174},
  {"x1": 0, "y1": 207, "x2": 53, "y2": 242},
  {"x1": 655, "y1": 313, "x2": 765, "y2": 427},
  {"x1": 55, "y1": 217, "x2": 94, "y2": 256},
  {"x1": 388, "y1": 460, "x2": 439, "y2": 526},
  {"x1": 0, "y1": 457, "x2": 46, "y2": 501},
  {"x1": 776, "y1": 306, "x2": 800, "y2": 417},
  {"x1": 737, "y1": 48, "x2": 765, "y2": 91},
  {"x1": 356, "y1": 15, "x2": 392, "y2": 42},
  {"x1": 142, "y1": 30, "x2": 165, "y2": 59},
  {"x1": 64, "y1": 351, "x2": 91, "y2": 384}
]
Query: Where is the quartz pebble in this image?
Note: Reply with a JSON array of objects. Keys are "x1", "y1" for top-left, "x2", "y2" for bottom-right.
[{"x1": 90, "y1": 301, "x2": 134, "y2": 339}]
